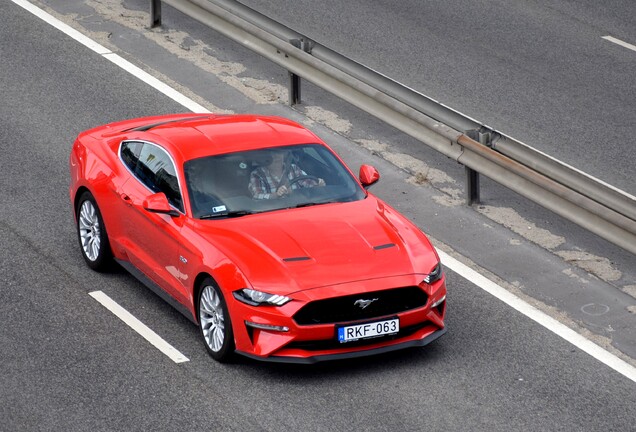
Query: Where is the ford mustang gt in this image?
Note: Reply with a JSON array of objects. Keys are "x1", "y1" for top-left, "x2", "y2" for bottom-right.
[{"x1": 69, "y1": 113, "x2": 447, "y2": 363}]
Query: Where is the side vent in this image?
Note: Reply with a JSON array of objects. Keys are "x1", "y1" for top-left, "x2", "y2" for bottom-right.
[{"x1": 282, "y1": 256, "x2": 311, "y2": 262}]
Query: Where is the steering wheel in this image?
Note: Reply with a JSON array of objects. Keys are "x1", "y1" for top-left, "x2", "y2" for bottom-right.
[{"x1": 288, "y1": 175, "x2": 320, "y2": 187}]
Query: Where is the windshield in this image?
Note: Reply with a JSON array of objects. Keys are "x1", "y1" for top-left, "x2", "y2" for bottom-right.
[{"x1": 184, "y1": 144, "x2": 366, "y2": 218}]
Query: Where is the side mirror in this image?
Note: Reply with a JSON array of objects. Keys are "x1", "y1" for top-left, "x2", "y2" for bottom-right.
[
  {"x1": 359, "y1": 165, "x2": 380, "y2": 188},
  {"x1": 143, "y1": 192, "x2": 179, "y2": 217}
]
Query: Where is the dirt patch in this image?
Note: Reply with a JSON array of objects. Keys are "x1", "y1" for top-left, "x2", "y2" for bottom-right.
[
  {"x1": 304, "y1": 106, "x2": 352, "y2": 135},
  {"x1": 476, "y1": 206, "x2": 566, "y2": 250},
  {"x1": 555, "y1": 250, "x2": 622, "y2": 282},
  {"x1": 432, "y1": 195, "x2": 463, "y2": 207},
  {"x1": 354, "y1": 138, "x2": 389, "y2": 154},
  {"x1": 562, "y1": 268, "x2": 590, "y2": 284},
  {"x1": 622, "y1": 285, "x2": 636, "y2": 299}
]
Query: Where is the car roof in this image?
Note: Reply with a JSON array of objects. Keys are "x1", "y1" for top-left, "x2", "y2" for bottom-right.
[{"x1": 113, "y1": 114, "x2": 323, "y2": 162}]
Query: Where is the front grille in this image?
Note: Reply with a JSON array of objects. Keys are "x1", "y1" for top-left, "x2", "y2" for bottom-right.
[{"x1": 293, "y1": 286, "x2": 427, "y2": 325}]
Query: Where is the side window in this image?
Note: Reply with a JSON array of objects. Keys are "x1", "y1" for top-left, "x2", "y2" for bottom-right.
[
  {"x1": 135, "y1": 144, "x2": 183, "y2": 212},
  {"x1": 120, "y1": 141, "x2": 143, "y2": 172}
]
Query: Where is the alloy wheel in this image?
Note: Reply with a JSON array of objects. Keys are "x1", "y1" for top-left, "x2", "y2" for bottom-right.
[
  {"x1": 199, "y1": 285, "x2": 226, "y2": 352},
  {"x1": 78, "y1": 200, "x2": 101, "y2": 261}
]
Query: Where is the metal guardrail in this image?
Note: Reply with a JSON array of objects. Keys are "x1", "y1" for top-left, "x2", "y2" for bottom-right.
[{"x1": 150, "y1": 0, "x2": 636, "y2": 254}]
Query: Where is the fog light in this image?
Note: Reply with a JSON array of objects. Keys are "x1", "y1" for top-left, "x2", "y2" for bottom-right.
[
  {"x1": 245, "y1": 321, "x2": 289, "y2": 332},
  {"x1": 431, "y1": 295, "x2": 446, "y2": 308}
]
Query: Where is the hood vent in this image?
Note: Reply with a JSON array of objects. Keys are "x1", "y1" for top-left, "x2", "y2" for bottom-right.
[
  {"x1": 282, "y1": 256, "x2": 311, "y2": 262},
  {"x1": 373, "y1": 243, "x2": 396, "y2": 250}
]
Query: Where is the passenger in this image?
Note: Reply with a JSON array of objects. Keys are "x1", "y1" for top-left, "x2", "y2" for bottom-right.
[{"x1": 249, "y1": 149, "x2": 325, "y2": 199}]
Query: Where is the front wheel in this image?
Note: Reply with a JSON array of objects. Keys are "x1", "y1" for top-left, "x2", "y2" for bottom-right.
[
  {"x1": 198, "y1": 278, "x2": 235, "y2": 362},
  {"x1": 76, "y1": 191, "x2": 113, "y2": 272}
]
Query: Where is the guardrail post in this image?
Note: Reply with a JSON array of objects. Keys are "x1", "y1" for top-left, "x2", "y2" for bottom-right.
[
  {"x1": 287, "y1": 38, "x2": 314, "y2": 105},
  {"x1": 464, "y1": 130, "x2": 491, "y2": 205},
  {"x1": 150, "y1": 0, "x2": 162, "y2": 28},
  {"x1": 289, "y1": 72, "x2": 301, "y2": 105},
  {"x1": 466, "y1": 166, "x2": 480, "y2": 205}
]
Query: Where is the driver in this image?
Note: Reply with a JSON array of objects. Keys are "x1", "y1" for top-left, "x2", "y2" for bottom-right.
[{"x1": 249, "y1": 148, "x2": 325, "y2": 199}]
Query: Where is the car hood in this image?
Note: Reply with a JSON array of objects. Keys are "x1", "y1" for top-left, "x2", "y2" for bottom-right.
[{"x1": 191, "y1": 196, "x2": 439, "y2": 295}]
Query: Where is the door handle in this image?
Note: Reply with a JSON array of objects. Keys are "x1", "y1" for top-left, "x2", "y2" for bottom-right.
[{"x1": 120, "y1": 193, "x2": 132, "y2": 206}]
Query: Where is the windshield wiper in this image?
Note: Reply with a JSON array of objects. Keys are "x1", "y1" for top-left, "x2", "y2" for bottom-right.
[
  {"x1": 294, "y1": 200, "x2": 339, "y2": 208},
  {"x1": 199, "y1": 210, "x2": 254, "y2": 219}
]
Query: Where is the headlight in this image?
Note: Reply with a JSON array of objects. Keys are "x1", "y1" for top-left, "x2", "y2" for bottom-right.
[
  {"x1": 233, "y1": 288, "x2": 291, "y2": 306},
  {"x1": 423, "y1": 263, "x2": 443, "y2": 284}
]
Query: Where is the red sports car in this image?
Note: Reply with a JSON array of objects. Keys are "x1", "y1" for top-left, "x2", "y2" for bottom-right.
[{"x1": 69, "y1": 113, "x2": 446, "y2": 363}]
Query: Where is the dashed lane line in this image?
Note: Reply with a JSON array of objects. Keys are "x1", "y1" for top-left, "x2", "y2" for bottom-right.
[
  {"x1": 89, "y1": 291, "x2": 190, "y2": 364},
  {"x1": 602, "y1": 36, "x2": 636, "y2": 53}
]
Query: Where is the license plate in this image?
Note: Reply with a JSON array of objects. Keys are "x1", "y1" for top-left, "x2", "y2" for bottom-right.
[{"x1": 337, "y1": 318, "x2": 399, "y2": 343}]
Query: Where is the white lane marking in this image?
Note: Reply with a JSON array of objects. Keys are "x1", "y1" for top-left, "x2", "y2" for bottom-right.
[
  {"x1": 437, "y1": 249, "x2": 636, "y2": 383},
  {"x1": 12, "y1": 0, "x2": 111, "y2": 54},
  {"x1": 14, "y1": 0, "x2": 636, "y2": 382},
  {"x1": 11, "y1": 0, "x2": 210, "y2": 114},
  {"x1": 89, "y1": 291, "x2": 190, "y2": 364},
  {"x1": 103, "y1": 53, "x2": 210, "y2": 113},
  {"x1": 603, "y1": 36, "x2": 636, "y2": 53}
]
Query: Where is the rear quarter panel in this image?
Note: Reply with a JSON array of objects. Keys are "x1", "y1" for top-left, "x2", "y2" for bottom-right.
[{"x1": 70, "y1": 131, "x2": 130, "y2": 260}]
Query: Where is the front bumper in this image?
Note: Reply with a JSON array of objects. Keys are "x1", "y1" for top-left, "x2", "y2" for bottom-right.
[
  {"x1": 237, "y1": 327, "x2": 447, "y2": 364},
  {"x1": 228, "y1": 274, "x2": 447, "y2": 363}
]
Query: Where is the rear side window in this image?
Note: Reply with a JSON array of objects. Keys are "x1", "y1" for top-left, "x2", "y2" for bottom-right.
[
  {"x1": 121, "y1": 141, "x2": 143, "y2": 172},
  {"x1": 121, "y1": 141, "x2": 183, "y2": 213}
]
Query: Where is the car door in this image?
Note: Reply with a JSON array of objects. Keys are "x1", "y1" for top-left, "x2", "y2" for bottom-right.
[{"x1": 116, "y1": 141, "x2": 189, "y2": 306}]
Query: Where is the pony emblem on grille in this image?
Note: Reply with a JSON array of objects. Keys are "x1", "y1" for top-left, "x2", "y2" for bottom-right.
[{"x1": 354, "y1": 298, "x2": 379, "y2": 309}]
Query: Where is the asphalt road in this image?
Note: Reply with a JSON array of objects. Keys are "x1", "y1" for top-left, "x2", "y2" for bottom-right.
[
  {"x1": 239, "y1": 0, "x2": 636, "y2": 194},
  {"x1": 1, "y1": 2, "x2": 635, "y2": 431}
]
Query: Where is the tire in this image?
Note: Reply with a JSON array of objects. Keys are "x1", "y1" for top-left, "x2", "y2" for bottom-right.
[
  {"x1": 198, "y1": 278, "x2": 235, "y2": 362},
  {"x1": 76, "y1": 191, "x2": 113, "y2": 272}
]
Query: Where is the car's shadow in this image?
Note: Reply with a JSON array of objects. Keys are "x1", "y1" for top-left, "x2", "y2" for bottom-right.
[{"x1": 224, "y1": 336, "x2": 449, "y2": 383}]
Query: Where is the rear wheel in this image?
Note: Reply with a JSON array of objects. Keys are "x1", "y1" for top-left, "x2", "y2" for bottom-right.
[
  {"x1": 76, "y1": 191, "x2": 112, "y2": 271},
  {"x1": 198, "y1": 278, "x2": 235, "y2": 362}
]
